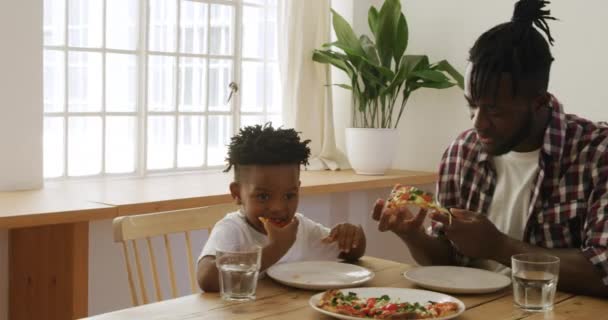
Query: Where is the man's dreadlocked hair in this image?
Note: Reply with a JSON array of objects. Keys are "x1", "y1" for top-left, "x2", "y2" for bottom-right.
[
  {"x1": 224, "y1": 123, "x2": 311, "y2": 180},
  {"x1": 469, "y1": 0, "x2": 557, "y2": 102}
]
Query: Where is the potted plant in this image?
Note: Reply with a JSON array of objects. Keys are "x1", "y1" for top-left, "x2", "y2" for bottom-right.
[{"x1": 313, "y1": 0, "x2": 463, "y2": 175}]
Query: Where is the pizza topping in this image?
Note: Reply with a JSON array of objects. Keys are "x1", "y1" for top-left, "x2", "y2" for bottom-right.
[
  {"x1": 317, "y1": 289, "x2": 459, "y2": 319},
  {"x1": 386, "y1": 184, "x2": 453, "y2": 225}
]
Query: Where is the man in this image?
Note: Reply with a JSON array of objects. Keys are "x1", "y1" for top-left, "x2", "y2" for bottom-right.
[{"x1": 372, "y1": 0, "x2": 608, "y2": 297}]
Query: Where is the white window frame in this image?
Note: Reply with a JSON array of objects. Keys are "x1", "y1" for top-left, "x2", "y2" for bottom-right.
[{"x1": 43, "y1": 0, "x2": 281, "y2": 180}]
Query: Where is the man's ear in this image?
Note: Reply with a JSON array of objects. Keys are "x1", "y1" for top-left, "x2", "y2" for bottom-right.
[
  {"x1": 229, "y1": 182, "x2": 242, "y2": 205},
  {"x1": 533, "y1": 92, "x2": 551, "y2": 111}
]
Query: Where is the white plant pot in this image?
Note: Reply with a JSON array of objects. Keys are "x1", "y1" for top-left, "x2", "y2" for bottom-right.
[{"x1": 345, "y1": 128, "x2": 398, "y2": 175}]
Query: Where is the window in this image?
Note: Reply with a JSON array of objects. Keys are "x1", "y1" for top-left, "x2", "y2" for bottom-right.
[{"x1": 43, "y1": 0, "x2": 281, "y2": 178}]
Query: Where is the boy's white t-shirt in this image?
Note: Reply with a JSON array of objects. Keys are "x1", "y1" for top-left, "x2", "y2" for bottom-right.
[{"x1": 199, "y1": 211, "x2": 341, "y2": 264}]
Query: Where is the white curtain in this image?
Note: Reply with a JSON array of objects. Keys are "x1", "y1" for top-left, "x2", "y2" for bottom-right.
[{"x1": 278, "y1": 0, "x2": 346, "y2": 171}]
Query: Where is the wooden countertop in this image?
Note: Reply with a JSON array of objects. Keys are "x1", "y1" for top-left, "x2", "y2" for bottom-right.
[{"x1": 0, "y1": 169, "x2": 437, "y2": 229}]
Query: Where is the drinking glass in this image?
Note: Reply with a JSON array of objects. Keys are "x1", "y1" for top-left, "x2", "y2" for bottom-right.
[
  {"x1": 511, "y1": 253, "x2": 560, "y2": 312},
  {"x1": 216, "y1": 244, "x2": 262, "y2": 301}
]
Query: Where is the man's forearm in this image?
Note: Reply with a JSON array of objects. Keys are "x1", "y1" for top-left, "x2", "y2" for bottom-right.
[
  {"x1": 494, "y1": 234, "x2": 608, "y2": 297},
  {"x1": 396, "y1": 228, "x2": 454, "y2": 266}
]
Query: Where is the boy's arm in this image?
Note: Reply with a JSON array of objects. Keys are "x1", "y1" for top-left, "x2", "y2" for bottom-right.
[
  {"x1": 323, "y1": 223, "x2": 366, "y2": 262},
  {"x1": 197, "y1": 256, "x2": 220, "y2": 292},
  {"x1": 197, "y1": 238, "x2": 293, "y2": 293}
]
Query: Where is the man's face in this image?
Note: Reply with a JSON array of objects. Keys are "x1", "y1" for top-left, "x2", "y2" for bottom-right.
[
  {"x1": 230, "y1": 164, "x2": 300, "y2": 234},
  {"x1": 464, "y1": 64, "x2": 539, "y2": 156}
]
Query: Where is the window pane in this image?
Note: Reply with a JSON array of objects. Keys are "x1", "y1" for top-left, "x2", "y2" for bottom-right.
[
  {"x1": 44, "y1": 50, "x2": 65, "y2": 113},
  {"x1": 106, "y1": 53, "x2": 137, "y2": 112},
  {"x1": 43, "y1": 117, "x2": 65, "y2": 178},
  {"x1": 243, "y1": 0, "x2": 265, "y2": 5},
  {"x1": 240, "y1": 115, "x2": 264, "y2": 129},
  {"x1": 208, "y1": 59, "x2": 232, "y2": 112},
  {"x1": 44, "y1": 0, "x2": 65, "y2": 46},
  {"x1": 266, "y1": 8, "x2": 278, "y2": 60},
  {"x1": 68, "y1": 51, "x2": 102, "y2": 112},
  {"x1": 268, "y1": 114, "x2": 282, "y2": 128},
  {"x1": 177, "y1": 116, "x2": 205, "y2": 167},
  {"x1": 148, "y1": 55, "x2": 176, "y2": 112},
  {"x1": 68, "y1": 0, "x2": 102, "y2": 48},
  {"x1": 241, "y1": 61, "x2": 263, "y2": 112},
  {"x1": 106, "y1": 0, "x2": 139, "y2": 50},
  {"x1": 147, "y1": 116, "x2": 175, "y2": 169},
  {"x1": 266, "y1": 62, "x2": 281, "y2": 112},
  {"x1": 68, "y1": 116, "x2": 102, "y2": 176},
  {"x1": 242, "y1": 6, "x2": 264, "y2": 59},
  {"x1": 106, "y1": 116, "x2": 136, "y2": 173},
  {"x1": 209, "y1": 4, "x2": 234, "y2": 55},
  {"x1": 149, "y1": 0, "x2": 177, "y2": 52},
  {"x1": 179, "y1": 57, "x2": 206, "y2": 112},
  {"x1": 208, "y1": 116, "x2": 232, "y2": 166},
  {"x1": 180, "y1": 1, "x2": 208, "y2": 54}
]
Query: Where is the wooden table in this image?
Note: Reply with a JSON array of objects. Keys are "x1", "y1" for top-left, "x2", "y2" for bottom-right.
[
  {"x1": 81, "y1": 257, "x2": 606, "y2": 320},
  {"x1": 0, "y1": 170, "x2": 438, "y2": 320}
]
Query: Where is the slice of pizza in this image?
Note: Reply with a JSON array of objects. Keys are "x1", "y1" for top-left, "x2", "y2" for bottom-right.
[
  {"x1": 386, "y1": 184, "x2": 453, "y2": 224},
  {"x1": 258, "y1": 216, "x2": 291, "y2": 228}
]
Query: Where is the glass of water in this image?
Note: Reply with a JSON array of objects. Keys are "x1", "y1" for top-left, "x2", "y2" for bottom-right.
[
  {"x1": 216, "y1": 244, "x2": 262, "y2": 301},
  {"x1": 511, "y1": 253, "x2": 560, "y2": 312}
]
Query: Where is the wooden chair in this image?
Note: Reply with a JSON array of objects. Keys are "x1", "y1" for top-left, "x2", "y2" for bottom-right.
[{"x1": 112, "y1": 203, "x2": 239, "y2": 306}]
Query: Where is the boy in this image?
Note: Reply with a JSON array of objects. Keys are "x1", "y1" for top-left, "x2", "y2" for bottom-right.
[{"x1": 197, "y1": 123, "x2": 366, "y2": 292}]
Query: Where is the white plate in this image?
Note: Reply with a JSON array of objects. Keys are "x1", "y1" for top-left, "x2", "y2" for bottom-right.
[
  {"x1": 404, "y1": 266, "x2": 511, "y2": 294},
  {"x1": 309, "y1": 287, "x2": 465, "y2": 320},
  {"x1": 266, "y1": 261, "x2": 374, "y2": 290}
]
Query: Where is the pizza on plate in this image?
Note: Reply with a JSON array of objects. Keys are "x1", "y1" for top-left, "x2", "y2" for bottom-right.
[
  {"x1": 386, "y1": 184, "x2": 453, "y2": 225},
  {"x1": 317, "y1": 289, "x2": 459, "y2": 319}
]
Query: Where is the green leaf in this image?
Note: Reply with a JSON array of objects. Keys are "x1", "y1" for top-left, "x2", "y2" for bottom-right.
[
  {"x1": 401, "y1": 55, "x2": 429, "y2": 76},
  {"x1": 409, "y1": 70, "x2": 450, "y2": 82},
  {"x1": 330, "y1": 9, "x2": 365, "y2": 56},
  {"x1": 368, "y1": 6, "x2": 379, "y2": 36},
  {"x1": 359, "y1": 35, "x2": 379, "y2": 66},
  {"x1": 393, "y1": 14, "x2": 408, "y2": 65},
  {"x1": 417, "y1": 81, "x2": 457, "y2": 89},
  {"x1": 327, "y1": 83, "x2": 353, "y2": 90},
  {"x1": 375, "y1": 0, "x2": 401, "y2": 68},
  {"x1": 312, "y1": 50, "x2": 353, "y2": 78},
  {"x1": 432, "y1": 60, "x2": 464, "y2": 89}
]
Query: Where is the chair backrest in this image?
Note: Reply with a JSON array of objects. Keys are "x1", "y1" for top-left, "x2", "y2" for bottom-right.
[{"x1": 113, "y1": 203, "x2": 239, "y2": 306}]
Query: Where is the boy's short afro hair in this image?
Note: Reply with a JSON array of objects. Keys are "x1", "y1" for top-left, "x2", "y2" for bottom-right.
[{"x1": 224, "y1": 123, "x2": 311, "y2": 176}]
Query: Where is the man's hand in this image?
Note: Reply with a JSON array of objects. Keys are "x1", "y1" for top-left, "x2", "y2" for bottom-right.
[
  {"x1": 372, "y1": 199, "x2": 428, "y2": 237},
  {"x1": 322, "y1": 223, "x2": 364, "y2": 253},
  {"x1": 430, "y1": 208, "x2": 506, "y2": 259}
]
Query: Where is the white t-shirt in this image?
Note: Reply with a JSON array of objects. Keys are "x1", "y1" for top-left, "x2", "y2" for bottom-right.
[
  {"x1": 474, "y1": 149, "x2": 540, "y2": 273},
  {"x1": 198, "y1": 211, "x2": 341, "y2": 264}
]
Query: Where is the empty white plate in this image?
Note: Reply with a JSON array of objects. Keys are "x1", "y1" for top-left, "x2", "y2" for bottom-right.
[
  {"x1": 404, "y1": 266, "x2": 511, "y2": 294},
  {"x1": 309, "y1": 287, "x2": 465, "y2": 320},
  {"x1": 266, "y1": 261, "x2": 374, "y2": 290}
]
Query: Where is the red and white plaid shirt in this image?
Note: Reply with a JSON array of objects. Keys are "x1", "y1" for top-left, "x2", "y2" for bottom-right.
[{"x1": 433, "y1": 95, "x2": 608, "y2": 285}]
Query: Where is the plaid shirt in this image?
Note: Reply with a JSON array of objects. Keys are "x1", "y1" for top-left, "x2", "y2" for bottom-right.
[{"x1": 433, "y1": 95, "x2": 608, "y2": 285}]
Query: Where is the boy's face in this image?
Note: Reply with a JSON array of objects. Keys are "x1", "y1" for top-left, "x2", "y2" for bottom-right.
[{"x1": 229, "y1": 164, "x2": 300, "y2": 234}]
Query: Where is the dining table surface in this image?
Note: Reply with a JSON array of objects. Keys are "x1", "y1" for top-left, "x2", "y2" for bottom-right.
[{"x1": 82, "y1": 256, "x2": 607, "y2": 320}]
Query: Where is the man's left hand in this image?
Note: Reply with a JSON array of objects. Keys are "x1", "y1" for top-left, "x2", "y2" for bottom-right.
[{"x1": 430, "y1": 208, "x2": 506, "y2": 259}]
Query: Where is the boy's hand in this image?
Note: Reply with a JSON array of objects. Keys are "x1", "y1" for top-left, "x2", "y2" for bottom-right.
[
  {"x1": 322, "y1": 223, "x2": 364, "y2": 253},
  {"x1": 262, "y1": 217, "x2": 299, "y2": 251}
]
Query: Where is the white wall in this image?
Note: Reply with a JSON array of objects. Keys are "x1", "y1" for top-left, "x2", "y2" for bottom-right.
[
  {"x1": 347, "y1": 0, "x2": 608, "y2": 172},
  {"x1": 0, "y1": 0, "x2": 43, "y2": 191}
]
